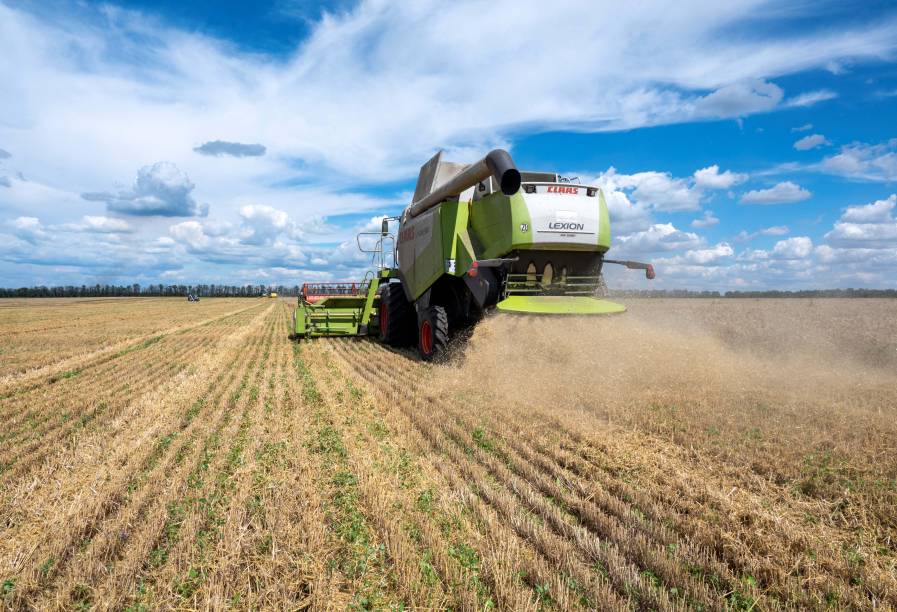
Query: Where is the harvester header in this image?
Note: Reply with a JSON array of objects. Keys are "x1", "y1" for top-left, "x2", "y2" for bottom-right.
[{"x1": 294, "y1": 148, "x2": 654, "y2": 360}]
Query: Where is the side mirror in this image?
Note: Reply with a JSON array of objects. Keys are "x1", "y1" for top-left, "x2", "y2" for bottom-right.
[
  {"x1": 646, "y1": 264, "x2": 655, "y2": 280},
  {"x1": 381, "y1": 218, "x2": 389, "y2": 236}
]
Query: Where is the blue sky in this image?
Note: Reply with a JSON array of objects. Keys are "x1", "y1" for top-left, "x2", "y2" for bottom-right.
[{"x1": 1, "y1": 0, "x2": 897, "y2": 290}]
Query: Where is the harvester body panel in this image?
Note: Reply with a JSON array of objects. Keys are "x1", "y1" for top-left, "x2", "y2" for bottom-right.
[
  {"x1": 467, "y1": 191, "x2": 528, "y2": 260},
  {"x1": 518, "y1": 186, "x2": 611, "y2": 251}
]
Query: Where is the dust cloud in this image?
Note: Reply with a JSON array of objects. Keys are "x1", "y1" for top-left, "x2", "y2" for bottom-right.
[{"x1": 434, "y1": 299, "x2": 897, "y2": 450}]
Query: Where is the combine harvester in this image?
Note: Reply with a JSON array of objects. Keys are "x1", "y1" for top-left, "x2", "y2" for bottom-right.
[{"x1": 294, "y1": 149, "x2": 654, "y2": 360}]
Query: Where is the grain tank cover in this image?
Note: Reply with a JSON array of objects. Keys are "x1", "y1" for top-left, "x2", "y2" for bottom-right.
[
  {"x1": 412, "y1": 152, "x2": 467, "y2": 204},
  {"x1": 406, "y1": 149, "x2": 520, "y2": 218}
]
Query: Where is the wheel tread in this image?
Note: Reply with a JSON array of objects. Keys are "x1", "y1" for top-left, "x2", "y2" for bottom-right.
[
  {"x1": 380, "y1": 283, "x2": 415, "y2": 347},
  {"x1": 419, "y1": 305, "x2": 449, "y2": 361}
]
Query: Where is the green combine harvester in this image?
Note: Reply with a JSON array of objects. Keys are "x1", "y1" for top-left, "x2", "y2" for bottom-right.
[{"x1": 294, "y1": 149, "x2": 654, "y2": 360}]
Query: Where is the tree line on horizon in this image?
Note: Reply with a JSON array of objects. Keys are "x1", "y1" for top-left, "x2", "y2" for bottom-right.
[
  {"x1": 0, "y1": 284, "x2": 895, "y2": 298},
  {"x1": 609, "y1": 288, "x2": 897, "y2": 298},
  {"x1": 0, "y1": 283, "x2": 300, "y2": 298}
]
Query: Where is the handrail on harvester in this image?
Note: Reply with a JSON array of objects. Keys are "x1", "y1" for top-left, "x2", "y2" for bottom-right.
[{"x1": 357, "y1": 231, "x2": 396, "y2": 271}]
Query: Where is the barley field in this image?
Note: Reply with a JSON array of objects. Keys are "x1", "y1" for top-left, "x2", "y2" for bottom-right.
[{"x1": 1, "y1": 297, "x2": 895, "y2": 610}]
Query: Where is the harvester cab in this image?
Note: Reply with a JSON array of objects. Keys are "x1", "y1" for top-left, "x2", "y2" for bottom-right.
[{"x1": 294, "y1": 149, "x2": 654, "y2": 360}]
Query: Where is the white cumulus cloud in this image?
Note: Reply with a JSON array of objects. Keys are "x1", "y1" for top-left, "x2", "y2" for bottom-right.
[
  {"x1": 7, "y1": 216, "x2": 47, "y2": 244},
  {"x1": 771, "y1": 236, "x2": 813, "y2": 259},
  {"x1": 740, "y1": 181, "x2": 811, "y2": 204},
  {"x1": 818, "y1": 140, "x2": 897, "y2": 181},
  {"x1": 598, "y1": 168, "x2": 702, "y2": 212},
  {"x1": 691, "y1": 210, "x2": 720, "y2": 228},
  {"x1": 841, "y1": 194, "x2": 896, "y2": 223},
  {"x1": 682, "y1": 243, "x2": 734, "y2": 265},
  {"x1": 238, "y1": 204, "x2": 301, "y2": 246},
  {"x1": 793, "y1": 134, "x2": 830, "y2": 151},
  {"x1": 824, "y1": 194, "x2": 897, "y2": 248},
  {"x1": 616, "y1": 223, "x2": 704, "y2": 252},
  {"x1": 82, "y1": 162, "x2": 208, "y2": 217},
  {"x1": 693, "y1": 165, "x2": 747, "y2": 189},
  {"x1": 169, "y1": 220, "x2": 212, "y2": 251},
  {"x1": 733, "y1": 225, "x2": 790, "y2": 241},
  {"x1": 62, "y1": 215, "x2": 134, "y2": 233}
]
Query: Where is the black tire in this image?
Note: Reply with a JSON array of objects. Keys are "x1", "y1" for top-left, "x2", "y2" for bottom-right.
[
  {"x1": 418, "y1": 305, "x2": 449, "y2": 362},
  {"x1": 379, "y1": 283, "x2": 414, "y2": 347}
]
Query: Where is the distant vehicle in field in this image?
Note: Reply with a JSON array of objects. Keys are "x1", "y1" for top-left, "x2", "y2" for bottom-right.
[
  {"x1": 187, "y1": 294, "x2": 200, "y2": 302},
  {"x1": 269, "y1": 292, "x2": 278, "y2": 298}
]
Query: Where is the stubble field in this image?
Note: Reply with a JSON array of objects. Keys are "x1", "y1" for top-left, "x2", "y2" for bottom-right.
[{"x1": 1, "y1": 297, "x2": 895, "y2": 610}]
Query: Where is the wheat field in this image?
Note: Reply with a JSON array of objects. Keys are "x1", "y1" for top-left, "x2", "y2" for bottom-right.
[{"x1": 1, "y1": 297, "x2": 895, "y2": 610}]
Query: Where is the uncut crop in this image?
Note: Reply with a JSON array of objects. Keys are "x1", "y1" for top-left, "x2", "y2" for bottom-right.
[{"x1": 1, "y1": 297, "x2": 895, "y2": 610}]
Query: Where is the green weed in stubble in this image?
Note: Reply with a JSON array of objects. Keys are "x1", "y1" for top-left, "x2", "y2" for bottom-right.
[
  {"x1": 193, "y1": 391, "x2": 254, "y2": 558},
  {"x1": 173, "y1": 567, "x2": 202, "y2": 599},
  {"x1": 534, "y1": 582, "x2": 554, "y2": 608},
  {"x1": 307, "y1": 418, "x2": 376, "y2": 580},
  {"x1": 416, "y1": 489, "x2": 435, "y2": 514},
  {"x1": 39, "y1": 557, "x2": 55, "y2": 577},
  {"x1": 258, "y1": 533, "x2": 274, "y2": 555},
  {"x1": 114, "y1": 335, "x2": 164, "y2": 359},
  {"x1": 562, "y1": 572, "x2": 594, "y2": 608},
  {"x1": 71, "y1": 583, "x2": 92, "y2": 611},
  {"x1": 367, "y1": 419, "x2": 389, "y2": 440},
  {"x1": 472, "y1": 427, "x2": 495, "y2": 453},
  {"x1": 48, "y1": 368, "x2": 82, "y2": 384},
  {"x1": 447, "y1": 542, "x2": 491, "y2": 602},
  {"x1": 293, "y1": 344, "x2": 322, "y2": 406}
]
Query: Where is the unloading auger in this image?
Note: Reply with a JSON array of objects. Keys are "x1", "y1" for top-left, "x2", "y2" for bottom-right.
[{"x1": 294, "y1": 149, "x2": 654, "y2": 360}]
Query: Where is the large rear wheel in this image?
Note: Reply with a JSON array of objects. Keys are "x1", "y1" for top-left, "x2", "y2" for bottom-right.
[
  {"x1": 379, "y1": 283, "x2": 414, "y2": 346},
  {"x1": 418, "y1": 305, "x2": 448, "y2": 361}
]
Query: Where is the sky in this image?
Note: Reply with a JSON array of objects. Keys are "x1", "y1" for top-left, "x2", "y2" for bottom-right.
[{"x1": 1, "y1": 0, "x2": 897, "y2": 291}]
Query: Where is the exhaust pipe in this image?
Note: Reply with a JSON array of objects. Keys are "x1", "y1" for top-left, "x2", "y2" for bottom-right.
[{"x1": 406, "y1": 149, "x2": 521, "y2": 218}]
